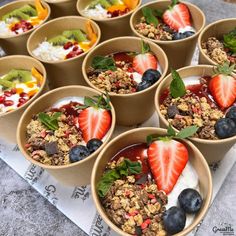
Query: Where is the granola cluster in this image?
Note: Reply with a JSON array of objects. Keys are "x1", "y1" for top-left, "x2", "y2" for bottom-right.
[
  {"x1": 102, "y1": 159, "x2": 167, "y2": 236},
  {"x1": 160, "y1": 78, "x2": 224, "y2": 139},
  {"x1": 135, "y1": 17, "x2": 173, "y2": 41},
  {"x1": 87, "y1": 60, "x2": 137, "y2": 94},
  {"x1": 26, "y1": 110, "x2": 83, "y2": 166}
]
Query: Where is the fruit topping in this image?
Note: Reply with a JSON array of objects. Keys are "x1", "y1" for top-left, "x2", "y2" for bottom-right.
[
  {"x1": 215, "y1": 118, "x2": 236, "y2": 139},
  {"x1": 87, "y1": 138, "x2": 103, "y2": 153},
  {"x1": 163, "y1": 0, "x2": 191, "y2": 32},
  {"x1": 163, "y1": 206, "x2": 186, "y2": 235},
  {"x1": 142, "y1": 69, "x2": 161, "y2": 85},
  {"x1": 209, "y1": 63, "x2": 236, "y2": 109},
  {"x1": 136, "y1": 80, "x2": 152, "y2": 92},
  {"x1": 178, "y1": 188, "x2": 203, "y2": 214},
  {"x1": 133, "y1": 41, "x2": 158, "y2": 75},
  {"x1": 226, "y1": 106, "x2": 236, "y2": 123},
  {"x1": 77, "y1": 94, "x2": 112, "y2": 143},
  {"x1": 69, "y1": 145, "x2": 90, "y2": 163}
]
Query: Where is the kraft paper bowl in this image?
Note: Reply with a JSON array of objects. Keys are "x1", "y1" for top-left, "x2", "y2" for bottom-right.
[
  {"x1": 0, "y1": 55, "x2": 47, "y2": 143},
  {"x1": 198, "y1": 18, "x2": 236, "y2": 67},
  {"x1": 155, "y1": 65, "x2": 236, "y2": 164},
  {"x1": 0, "y1": 0, "x2": 51, "y2": 55},
  {"x1": 82, "y1": 36, "x2": 168, "y2": 126},
  {"x1": 130, "y1": 0, "x2": 206, "y2": 70},
  {"x1": 17, "y1": 85, "x2": 116, "y2": 186},
  {"x1": 44, "y1": 0, "x2": 78, "y2": 18},
  {"x1": 91, "y1": 127, "x2": 212, "y2": 236},
  {"x1": 27, "y1": 16, "x2": 101, "y2": 89},
  {"x1": 77, "y1": 0, "x2": 142, "y2": 41}
]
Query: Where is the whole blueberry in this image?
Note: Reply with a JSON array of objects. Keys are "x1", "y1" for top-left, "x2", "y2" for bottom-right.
[
  {"x1": 163, "y1": 207, "x2": 186, "y2": 235},
  {"x1": 163, "y1": 25, "x2": 174, "y2": 33},
  {"x1": 87, "y1": 138, "x2": 103, "y2": 153},
  {"x1": 69, "y1": 145, "x2": 90, "y2": 163},
  {"x1": 173, "y1": 32, "x2": 186, "y2": 40},
  {"x1": 215, "y1": 118, "x2": 236, "y2": 139},
  {"x1": 178, "y1": 188, "x2": 203, "y2": 214},
  {"x1": 183, "y1": 31, "x2": 195, "y2": 37},
  {"x1": 142, "y1": 69, "x2": 161, "y2": 85},
  {"x1": 137, "y1": 80, "x2": 152, "y2": 92},
  {"x1": 226, "y1": 106, "x2": 236, "y2": 123}
]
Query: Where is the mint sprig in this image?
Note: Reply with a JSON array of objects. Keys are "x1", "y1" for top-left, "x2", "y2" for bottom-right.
[
  {"x1": 170, "y1": 69, "x2": 186, "y2": 98},
  {"x1": 97, "y1": 159, "x2": 142, "y2": 198},
  {"x1": 146, "y1": 125, "x2": 198, "y2": 146},
  {"x1": 91, "y1": 55, "x2": 116, "y2": 71},
  {"x1": 223, "y1": 27, "x2": 236, "y2": 53},
  {"x1": 38, "y1": 112, "x2": 62, "y2": 131},
  {"x1": 142, "y1": 7, "x2": 159, "y2": 27}
]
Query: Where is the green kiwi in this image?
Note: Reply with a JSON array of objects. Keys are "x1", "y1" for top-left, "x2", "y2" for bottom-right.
[
  {"x1": 19, "y1": 4, "x2": 37, "y2": 17},
  {"x1": 3, "y1": 69, "x2": 32, "y2": 83},
  {"x1": 2, "y1": 9, "x2": 30, "y2": 21},
  {"x1": 48, "y1": 35, "x2": 70, "y2": 46},
  {"x1": 89, "y1": 0, "x2": 111, "y2": 9},
  {"x1": 0, "y1": 79, "x2": 14, "y2": 89},
  {"x1": 62, "y1": 30, "x2": 87, "y2": 42},
  {"x1": 109, "y1": 0, "x2": 120, "y2": 5}
]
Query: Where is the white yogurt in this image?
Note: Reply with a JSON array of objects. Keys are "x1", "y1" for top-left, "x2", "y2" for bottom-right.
[{"x1": 83, "y1": 4, "x2": 111, "y2": 19}]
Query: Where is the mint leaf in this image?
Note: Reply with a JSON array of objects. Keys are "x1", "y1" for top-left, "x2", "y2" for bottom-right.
[
  {"x1": 91, "y1": 56, "x2": 116, "y2": 71},
  {"x1": 223, "y1": 27, "x2": 236, "y2": 53},
  {"x1": 170, "y1": 69, "x2": 186, "y2": 98},
  {"x1": 142, "y1": 7, "x2": 159, "y2": 27},
  {"x1": 176, "y1": 126, "x2": 199, "y2": 139},
  {"x1": 167, "y1": 125, "x2": 176, "y2": 137},
  {"x1": 141, "y1": 40, "x2": 151, "y2": 54},
  {"x1": 97, "y1": 159, "x2": 142, "y2": 198},
  {"x1": 38, "y1": 112, "x2": 61, "y2": 131},
  {"x1": 153, "y1": 9, "x2": 163, "y2": 18}
]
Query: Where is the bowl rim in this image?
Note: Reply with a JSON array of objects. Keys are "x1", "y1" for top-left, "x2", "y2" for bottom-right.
[
  {"x1": 45, "y1": 0, "x2": 76, "y2": 3},
  {"x1": 76, "y1": 0, "x2": 142, "y2": 22},
  {"x1": 16, "y1": 85, "x2": 116, "y2": 170},
  {"x1": 0, "y1": 55, "x2": 47, "y2": 118},
  {"x1": 82, "y1": 36, "x2": 169, "y2": 98},
  {"x1": 130, "y1": 0, "x2": 206, "y2": 45},
  {"x1": 197, "y1": 18, "x2": 236, "y2": 66},
  {"x1": 91, "y1": 127, "x2": 213, "y2": 236},
  {"x1": 26, "y1": 15, "x2": 101, "y2": 64},
  {"x1": 155, "y1": 64, "x2": 236, "y2": 144},
  {"x1": 0, "y1": 0, "x2": 51, "y2": 39}
]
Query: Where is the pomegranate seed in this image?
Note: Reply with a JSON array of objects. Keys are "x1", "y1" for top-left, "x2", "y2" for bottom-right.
[
  {"x1": 0, "y1": 96, "x2": 6, "y2": 103},
  {"x1": 73, "y1": 46, "x2": 78, "y2": 51},
  {"x1": 4, "y1": 91, "x2": 12, "y2": 97},
  {"x1": 63, "y1": 42, "x2": 73, "y2": 50},
  {"x1": 76, "y1": 49, "x2": 84, "y2": 55},
  {"x1": 20, "y1": 92, "x2": 28, "y2": 97},
  {"x1": 74, "y1": 41, "x2": 78, "y2": 45},
  {"x1": 11, "y1": 88, "x2": 17, "y2": 94},
  {"x1": 4, "y1": 100, "x2": 14, "y2": 106},
  {"x1": 17, "y1": 103, "x2": 22, "y2": 107},
  {"x1": 19, "y1": 98, "x2": 26, "y2": 103}
]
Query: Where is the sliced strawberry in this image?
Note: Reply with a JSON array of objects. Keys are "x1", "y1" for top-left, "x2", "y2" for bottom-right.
[
  {"x1": 163, "y1": 2, "x2": 191, "y2": 31},
  {"x1": 133, "y1": 41, "x2": 158, "y2": 75},
  {"x1": 147, "y1": 139, "x2": 188, "y2": 194},
  {"x1": 78, "y1": 107, "x2": 111, "y2": 143},
  {"x1": 209, "y1": 63, "x2": 236, "y2": 109}
]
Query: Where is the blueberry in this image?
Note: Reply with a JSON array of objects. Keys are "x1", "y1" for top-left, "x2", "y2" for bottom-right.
[
  {"x1": 173, "y1": 32, "x2": 187, "y2": 40},
  {"x1": 142, "y1": 69, "x2": 161, "y2": 85},
  {"x1": 183, "y1": 31, "x2": 195, "y2": 37},
  {"x1": 69, "y1": 145, "x2": 90, "y2": 163},
  {"x1": 163, "y1": 25, "x2": 174, "y2": 33},
  {"x1": 137, "y1": 80, "x2": 152, "y2": 92},
  {"x1": 178, "y1": 188, "x2": 203, "y2": 214},
  {"x1": 87, "y1": 138, "x2": 103, "y2": 153},
  {"x1": 167, "y1": 105, "x2": 180, "y2": 118},
  {"x1": 226, "y1": 106, "x2": 236, "y2": 123},
  {"x1": 163, "y1": 207, "x2": 186, "y2": 235},
  {"x1": 215, "y1": 118, "x2": 236, "y2": 139}
]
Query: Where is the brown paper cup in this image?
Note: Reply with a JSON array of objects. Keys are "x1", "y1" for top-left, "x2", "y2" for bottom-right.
[
  {"x1": 155, "y1": 65, "x2": 236, "y2": 164},
  {"x1": 27, "y1": 16, "x2": 101, "y2": 89},
  {"x1": 0, "y1": 55, "x2": 47, "y2": 143},
  {"x1": 44, "y1": 0, "x2": 78, "y2": 18},
  {"x1": 82, "y1": 36, "x2": 168, "y2": 126},
  {"x1": 198, "y1": 18, "x2": 236, "y2": 67},
  {"x1": 0, "y1": 0, "x2": 51, "y2": 55},
  {"x1": 17, "y1": 85, "x2": 116, "y2": 186},
  {"x1": 76, "y1": 0, "x2": 142, "y2": 41},
  {"x1": 130, "y1": 0, "x2": 206, "y2": 70},
  {"x1": 91, "y1": 127, "x2": 212, "y2": 236}
]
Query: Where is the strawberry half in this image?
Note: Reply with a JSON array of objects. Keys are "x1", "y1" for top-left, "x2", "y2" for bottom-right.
[
  {"x1": 163, "y1": 1, "x2": 191, "y2": 31},
  {"x1": 77, "y1": 95, "x2": 112, "y2": 143},
  {"x1": 147, "y1": 139, "x2": 188, "y2": 194},
  {"x1": 209, "y1": 63, "x2": 236, "y2": 109},
  {"x1": 133, "y1": 41, "x2": 158, "y2": 75}
]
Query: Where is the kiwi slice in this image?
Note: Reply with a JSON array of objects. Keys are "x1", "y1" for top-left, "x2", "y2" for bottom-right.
[
  {"x1": 62, "y1": 30, "x2": 87, "y2": 42},
  {"x1": 89, "y1": 0, "x2": 111, "y2": 9},
  {"x1": 3, "y1": 69, "x2": 32, "y2": 83},
  {"x1": 19, "y1": 4, "x2": 37, "y2": 17},
  {"x1": 2, "y1": 9, "x2": 30, "y2": 21},
  {"x1": 0, "y1": 79, "x2": 14, "y2": 89},
  {"x1": 109, "y1": 0, "x2": 120, "y2": 5},
  {"x1": 48, "y1": 35, "x2": 70, "y2": 46}
]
